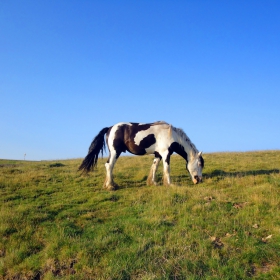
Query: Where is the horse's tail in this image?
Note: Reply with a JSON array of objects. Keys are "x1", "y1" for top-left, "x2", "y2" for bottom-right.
[{"x1": 78, "y1": 127, "x2": 110, "y2": 173}]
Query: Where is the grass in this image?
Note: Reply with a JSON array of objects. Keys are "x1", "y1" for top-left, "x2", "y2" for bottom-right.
[{"x1": 0, "y1": 151, "x2": 280, "y2": 279}]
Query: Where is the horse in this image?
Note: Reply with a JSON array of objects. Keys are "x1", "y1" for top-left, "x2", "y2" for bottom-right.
[{"x1": 79, "y1": 121, "x2": 204, "y2": 190}]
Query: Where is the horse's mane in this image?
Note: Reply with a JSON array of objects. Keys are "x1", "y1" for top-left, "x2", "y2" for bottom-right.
[
  {"x1": 153, "y1": 120, "x2": 169, "y2": 125},
  {"x1": 172, "y1": 126, "x2": 198, "y2": 154}
]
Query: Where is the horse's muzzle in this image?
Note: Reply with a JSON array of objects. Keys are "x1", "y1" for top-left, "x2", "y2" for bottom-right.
[{"x1": 193, "y1": 176, "x2": 203, "y2": 184}]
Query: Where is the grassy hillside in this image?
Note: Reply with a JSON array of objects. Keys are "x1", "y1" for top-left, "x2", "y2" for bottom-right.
[{"x1": 0, "y1": 151, "x2": 280, "y2": 279}]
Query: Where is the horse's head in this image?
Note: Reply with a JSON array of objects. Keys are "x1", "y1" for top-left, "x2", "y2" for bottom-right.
[{"x1": 187, "y1": 151, "x2": 204, "y2": 184}]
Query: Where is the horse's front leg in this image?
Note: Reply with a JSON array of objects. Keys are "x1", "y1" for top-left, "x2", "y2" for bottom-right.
[
  {"x1": 147, "y1": 157, "x2": 161, "y2": 185},
  {"x1": 163, "y1": 160, "x2": 171, "y2": 185}
]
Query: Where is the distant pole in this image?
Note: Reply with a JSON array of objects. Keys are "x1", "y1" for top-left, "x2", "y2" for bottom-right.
[{"x1": 24, "y1": 153, "x2": 26, "y2": 160}]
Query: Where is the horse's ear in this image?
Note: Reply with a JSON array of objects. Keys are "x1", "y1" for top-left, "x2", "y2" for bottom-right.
[{"x1": 198, "y1": 151, "x2": 202, "y2": 157}]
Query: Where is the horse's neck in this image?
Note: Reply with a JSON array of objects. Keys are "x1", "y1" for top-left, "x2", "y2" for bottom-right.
[
  {"x1": 176, "y1": 134, "x2": 197, "y2": 160},
  {"x1": 169, "y1": 126, "x2": 197, "y2": 160},
  {"x1": 182, "y1": 141, "x2": 196, "y2": 158}
]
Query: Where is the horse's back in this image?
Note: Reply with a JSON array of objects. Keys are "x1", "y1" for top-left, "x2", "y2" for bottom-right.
[{"x1": 107, "y1": 121, "x2": 172, "y2": 155}]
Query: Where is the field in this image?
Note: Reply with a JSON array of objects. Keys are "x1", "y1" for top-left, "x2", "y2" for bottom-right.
[{"x1": 0, "y1": 151, "x2": 280, "y2": 279}]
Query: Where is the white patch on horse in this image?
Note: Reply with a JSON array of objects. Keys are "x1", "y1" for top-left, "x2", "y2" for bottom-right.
[
  {"x1": 144, "y1": 143, "x2": 156, "y2": 154},
  {"x1": 134, "y1": 123, "x2": 169, "y2": 154},
  {"x1": 134, "y1": 127, "x2": 154, "y2": 153}
]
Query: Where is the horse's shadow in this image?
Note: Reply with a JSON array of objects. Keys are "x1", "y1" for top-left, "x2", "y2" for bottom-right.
[
  {"x1": 204, "y1": 169, "x2": 279, "y2": 179},
  {"x1": 114, "y1": 169, "x2": 279, "y2": 190}
]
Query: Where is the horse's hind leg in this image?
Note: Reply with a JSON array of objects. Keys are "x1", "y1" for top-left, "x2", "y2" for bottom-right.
[
  {"x1": 103, "y1": 150, "x2": 119, "y2": 191},
  {"x1": 147, "y1": 156, "x2": 161, "y2": 186}
]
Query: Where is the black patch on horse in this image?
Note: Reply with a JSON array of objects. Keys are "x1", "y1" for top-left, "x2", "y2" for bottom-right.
[
  {"x1": 112, "y1": 125, "x2": 127, "y2": 157},
  {"x1": 154, "y1": 151, "x2": 162, "y2": 159},
  {"x1": 112, "y1": 123, "x2": 157, "y2": 156},
  {"x1": 139, "y1": 134, "x2": 156, "y2": 149},
  {"x1": 199, "y1": 155, "x2": 204, "y2": 168},
  {"x1": 166, "y1": 142, "x2": 188, "y2": 164}
]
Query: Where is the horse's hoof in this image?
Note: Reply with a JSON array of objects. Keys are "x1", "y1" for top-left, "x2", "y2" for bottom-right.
[{"x1": 106, "y1": 183, "x2": 119, "y2": 191}]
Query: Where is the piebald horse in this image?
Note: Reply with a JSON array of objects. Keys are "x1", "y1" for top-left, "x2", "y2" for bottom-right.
[{"x1": 79, "y1": 121, "x2": 204, "y2": 190}]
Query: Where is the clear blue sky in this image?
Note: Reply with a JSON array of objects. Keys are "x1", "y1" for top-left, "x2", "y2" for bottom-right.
[{"x1": 1, "y1": 1, "x2": 279, "y2": 160}]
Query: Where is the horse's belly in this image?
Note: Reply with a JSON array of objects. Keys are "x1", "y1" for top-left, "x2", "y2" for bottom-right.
[
  {"x1": 126, "y1": 141, "x2": 155, "y2": 155},
  {"x1": 144, "y1": 143, "x2": 156, "y2": 154}
]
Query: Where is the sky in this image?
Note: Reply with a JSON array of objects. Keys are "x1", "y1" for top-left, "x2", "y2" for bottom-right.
[{"x1": 1, "y1": 0, "x2": 280, "y2": 161}]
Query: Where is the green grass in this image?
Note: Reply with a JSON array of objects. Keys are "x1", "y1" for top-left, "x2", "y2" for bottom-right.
[{"x1": 0, "y1": 151, "x2": 280, "y2": 279}]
